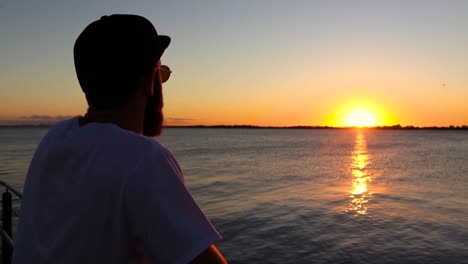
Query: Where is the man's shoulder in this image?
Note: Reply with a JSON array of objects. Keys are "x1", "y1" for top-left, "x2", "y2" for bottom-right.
[
  {"x1": 95, "y1": 123, "x2": 175, "y2": 164},
  {"x1": 45, "y1": 117, "x2": 79, "y2": 138},
  {"x1": 129, "y1": 137, "x2": 182, "y2": 180},
  {"x1": 97, "y1": 125, "x2": 172, "y2": 161},
  {"x1": 135, "y1": 137, "x2": 172, "y2": 159},
  {"x1": 45, "y1": 117, "x2": 172, "y2": 158}
]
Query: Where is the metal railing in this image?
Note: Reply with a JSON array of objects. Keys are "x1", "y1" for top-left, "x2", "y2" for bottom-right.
[{"x1": 0, "y1": 180, "x2": 22, "y2": 264}]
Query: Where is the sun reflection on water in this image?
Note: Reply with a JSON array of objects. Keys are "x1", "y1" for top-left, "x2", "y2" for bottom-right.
[{"x1": 349, "y1": 132, "x2": 372, "y2": 215}]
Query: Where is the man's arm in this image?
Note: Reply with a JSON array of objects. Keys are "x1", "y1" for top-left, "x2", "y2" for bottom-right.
[
  {"x1": 191, "y1": 244, "x2": 228, "y2": 264},
  {"x1": 126, "y1": 150, "x2": 224, "y2": 263}
]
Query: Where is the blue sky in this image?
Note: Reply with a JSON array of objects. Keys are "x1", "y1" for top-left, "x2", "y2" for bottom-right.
[{"x1": 1, "y1": 0, "x2": 468, "y2": 126}]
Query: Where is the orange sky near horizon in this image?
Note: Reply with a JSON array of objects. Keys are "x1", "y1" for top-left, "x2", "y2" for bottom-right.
[{"x1": 1, "y1": 1, "x2": 467, "y2": 127}]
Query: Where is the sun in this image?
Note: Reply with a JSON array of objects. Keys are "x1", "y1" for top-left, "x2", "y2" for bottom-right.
[
  {"x1": 323, "y1": 99, "x2": 399, "y2": 127},
  {"x1": 345, "y1": 109, "x2": 378, "y2": 127}
]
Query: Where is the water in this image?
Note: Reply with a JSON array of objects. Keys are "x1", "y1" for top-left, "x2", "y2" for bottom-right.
[{"x1": 1, "y1": 127, "x2": 467, "y2": 263}]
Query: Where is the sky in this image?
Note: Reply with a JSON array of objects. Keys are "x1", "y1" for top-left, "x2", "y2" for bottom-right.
[{"x1": 1, "y1": 0, "x2": 467, "y2": 126}]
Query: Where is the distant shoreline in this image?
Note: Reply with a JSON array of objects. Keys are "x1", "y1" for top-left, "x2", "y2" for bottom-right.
[
  {"x1": 165, "y1": 125, "x2": 468, "y2": 130},
  {"x1": 1, "y1": 124, "x2": 468, "y2": 130}
]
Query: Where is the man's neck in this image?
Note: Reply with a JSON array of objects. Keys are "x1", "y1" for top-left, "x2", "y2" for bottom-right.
[{"x1": 79, "y1": 108, "x2": 144, "y2": 135}]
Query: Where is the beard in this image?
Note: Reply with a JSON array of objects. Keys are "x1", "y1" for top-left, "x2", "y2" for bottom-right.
[
  {"x1": 143, "y1": 94, "x2": 164, "y2": 137},
  {"x1": 143, "y1": 68, "x2": 165, "y2": 137}
]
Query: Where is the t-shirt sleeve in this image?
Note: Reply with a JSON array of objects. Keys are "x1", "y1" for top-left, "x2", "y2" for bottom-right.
[{"x1": 124, "y1": 146, "x2": 222, "y2": 264}]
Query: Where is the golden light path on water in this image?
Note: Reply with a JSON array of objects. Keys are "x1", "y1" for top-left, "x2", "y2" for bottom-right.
[{"x1": 349, "y1": 131, "x2": 372, "y2": 215}]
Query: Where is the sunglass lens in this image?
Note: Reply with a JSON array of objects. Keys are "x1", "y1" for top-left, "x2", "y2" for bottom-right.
[{"x1": 159, "y1": 65, "x2": 171, "y2": 83}]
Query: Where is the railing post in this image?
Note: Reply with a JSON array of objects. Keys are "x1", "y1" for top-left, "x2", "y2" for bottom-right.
[{"x1": 2, "y1": 191, "x2": 13, "y2": 264}]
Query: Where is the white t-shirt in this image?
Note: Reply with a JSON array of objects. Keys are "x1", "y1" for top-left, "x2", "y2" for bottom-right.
[{"x1": 12, "y1": 117, "x2": 221, "y2": 264}]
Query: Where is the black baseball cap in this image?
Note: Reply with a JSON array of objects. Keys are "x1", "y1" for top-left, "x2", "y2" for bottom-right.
[{"x1": 74, "y1": 14, "x2": 171, "y2": 94}]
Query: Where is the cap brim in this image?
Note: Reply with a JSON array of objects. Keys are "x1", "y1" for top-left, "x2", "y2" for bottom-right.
[{"x1": 157, "y1": 35, "x2": 171, "y2": 52}]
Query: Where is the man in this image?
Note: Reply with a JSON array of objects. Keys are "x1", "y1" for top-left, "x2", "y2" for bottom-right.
[{"x1": 12, "y1": 14, "x2": 227, "y2": 264}]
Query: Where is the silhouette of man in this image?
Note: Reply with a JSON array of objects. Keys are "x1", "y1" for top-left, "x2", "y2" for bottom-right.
[{"x1": 12, "y1": 14, "x2": 227, "y2": 264}]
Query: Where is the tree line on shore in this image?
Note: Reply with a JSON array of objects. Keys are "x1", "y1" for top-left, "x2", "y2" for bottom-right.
[
  {"x1": 1, "y1": 124, "x2": 468, "y2": 130},
  {"x1": 164, "y1": 124, "x2": 468, "y2": 130}
]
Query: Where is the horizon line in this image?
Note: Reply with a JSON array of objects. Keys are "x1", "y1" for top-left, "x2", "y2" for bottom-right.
[{"x1": 1, "y1": 124, "x2": 467, "y2": 130}]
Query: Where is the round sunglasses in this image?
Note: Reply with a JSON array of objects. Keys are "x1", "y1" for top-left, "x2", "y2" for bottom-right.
[{"x1": 157, "y1": 65, "x2": 172, "y2": 83}]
